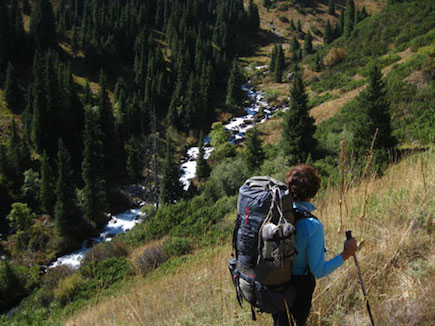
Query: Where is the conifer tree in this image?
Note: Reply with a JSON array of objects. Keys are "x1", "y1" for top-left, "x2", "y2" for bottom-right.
[
  {"x1": 7, "y1": 119, "x2": 22, "y2": 183},
  {"x1": 244, "y1": 127, "x2": 265, "y2": 174},
  {"x1": 54, "y1": 139, "x2": 78, "y2": 238},
  {"x1": 196, "y1": 133, "x2": 210, "y2": 180},
  {"x1": 263, "y1": 0, "x2": 272, "y2": 11},
  {"x1": 22, "y1": 0, "x2": 31, "y2": 16},
  {"x1": 247, "y1": 0, "x2": 260, "y2": 30},
  {"x1": 269, "y1": 45, "x2": 277, "y2": 72},
  {"x1": 125, "y1": 136, "x2": 144, "y2": 182},
  {"x1": 226, "y1": 59, "x2": 244, "y2": 107},
  {"x1": 280, "y1": 72, "x2": 317, "y2": 163},
  {"x1": 40, "y1": 151, "x2": 56, "y2": 215},
  {"x1": 82, "y1": 105, "x2": 107, "y2": 228},
  {"x1": 297, "y1": 19, "x2": 303, "y2": 33},
  {"x1": 3, "y1": 62, "x2": 22, "y2": 112},
  {"x1": 30, "y1": 0, "x2": 57, "y2": 50},
  {"x1": 324, "y1": 20, "x2": 333, "y2": 44},
  {"x1": 303, "y1": 31, "x2": 313, "y2": 55},
  {"x1": 328, "y1": 0, "x2": 336, "y2": 15},
  {"x1": 290, "y1": 36, "x2": 300, "y2": 53},
  {"x1": 159, "y1": 140, "x2": 183, "y2": 205},
  {"x1": 314, "y1": 53, "x2": 323, "y2": 72},
  {"x1": 0, "y1": 1, "x2": 11, "y2": 71},
  {"x1": 353, "y1": 64, "x2": 396, "y2": 157},
  {"x1": 344, "y1": 0, "x2": 355, "y2": 39},
  {"x1": 97, "y1": 71, "x2": 117, "y2": 182},
  {"x1": 273, "y1": 44, "x2": 285, "y2": 83},
  {"x1": 9, "y1": 0, "x2": 26, "y2": 59}
]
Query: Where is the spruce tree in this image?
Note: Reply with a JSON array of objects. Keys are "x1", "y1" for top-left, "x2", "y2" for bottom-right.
[
  {"x1": 159, "y1": 140, "x2": 183, "y2": 205},
  {"x1": 280, "y1": 72, "x2": 317, "y2": 163},
  {"x1": 269, "y1": 45, "x2": 277, "y2": 72},
  {"x1": 248, "y1": 0, "x2": 260, "y2": 31},
  {"x1": 54, "y1": 139, "x2": 78, "y2": 238},
  {"x1": 324, "y1": 20, "x2": 333, "y2": 44},
  {"x1": 303, "y1": 31, "x2": 313, "y2": 55},
  {"x1": 314, "y1": 53, "x2": 323, "y2": 72},
  {"x1": 353, "y1": 64, "x2": 396, "y2": 157},
  {"x1": 344, "y1": 0, "x2": 355, "y2": 39},
  {"x1": 226, "y1": 59, "x2": 244, "y2": 107},
  {"x1": 0, "y1": 1, "x2": 11, "y2": 71},
  {"x1": 290, "y1": 36, "x2": 300, "y2": 53},
  {"x1": 30, "y1": 0, "x2": 57, "y2": 50},
  {"x1": 97, "y1": 71, "x2": 117, "y2": 182},
  {"x1": 297, "y1": 19, "x2": 302, "y2": 33},
  {"x1": 244, "y1": 127, "x2": 265, "y2": 174},
  {"x1": 22, "y1": 0, "x2": 31, "y2": 16},
  {"x1": 3, "y1": 62, "x2": 22, "y2": 112},
  {"x1": 328, "y1": 0, "x2": 336, "y2": 15},
  {"x1": 196, "y1": 133, "x2": 210, "y2": 180},
  {"x1": 40, "y1": 151, "x2": 56, "y2": 215},
  {"x1": 81, "y1": 105, "x2": 107, "y2": 229},
  {"x1": 273, "y1": 44, "x2": 285, "y2": 83},
  {"x1": 125, "y1": 136, "x2": 144, "y2": 183}
]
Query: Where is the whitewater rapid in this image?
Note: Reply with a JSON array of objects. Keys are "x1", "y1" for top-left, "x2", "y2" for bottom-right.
[{"x1": 179, "y1": 65, "x2": 288, "y2": 190}]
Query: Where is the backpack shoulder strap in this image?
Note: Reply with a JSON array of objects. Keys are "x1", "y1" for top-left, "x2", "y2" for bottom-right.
[{"x1": 292, "y1": 208, "x2": 318, "y2": 222}]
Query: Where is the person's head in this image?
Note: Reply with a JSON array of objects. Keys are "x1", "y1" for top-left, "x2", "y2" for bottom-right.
[{"x1": 285, "y1": 165, "x2": 321, "y2": 202}]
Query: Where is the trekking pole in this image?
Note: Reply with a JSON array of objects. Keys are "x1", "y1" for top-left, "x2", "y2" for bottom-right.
[{"x1": 346, "y1": 230, "x2": 375, "y2": 326}]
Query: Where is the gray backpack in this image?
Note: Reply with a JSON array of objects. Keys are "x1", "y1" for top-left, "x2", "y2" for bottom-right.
[{"x1": 229, "y1": 176, "x2": 299, "y2": 319}]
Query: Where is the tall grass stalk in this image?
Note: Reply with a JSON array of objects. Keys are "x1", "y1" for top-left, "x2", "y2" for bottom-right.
[
  {"x1": 359, "y1": 128, "x2": 379, "y2": 221},
  {"x1": 337, "y1": 132, "x2": 347, "y2": 234}
]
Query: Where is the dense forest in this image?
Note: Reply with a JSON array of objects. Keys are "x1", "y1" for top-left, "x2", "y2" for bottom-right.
[{"x1": 0, "y1": 0, "x2": 434, "y2": 324}]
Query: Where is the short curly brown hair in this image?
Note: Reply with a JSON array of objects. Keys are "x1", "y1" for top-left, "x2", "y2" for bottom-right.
[{"x1": 285, "y1": 165, "x2": 321, "y2": 201}]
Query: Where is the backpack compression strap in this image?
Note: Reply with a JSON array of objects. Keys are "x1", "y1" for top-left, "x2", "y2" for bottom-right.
[{"x1": 232, "y1": 214, "x2": 241, "y2": 258}]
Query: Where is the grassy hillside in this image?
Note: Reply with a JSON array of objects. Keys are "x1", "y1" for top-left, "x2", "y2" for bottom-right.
[{"x1": 64, "y1": 148, "x2": 434, "y2": 326}]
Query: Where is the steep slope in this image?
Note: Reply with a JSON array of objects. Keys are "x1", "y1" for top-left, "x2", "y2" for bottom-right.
[{"x1": 65, "y1": 148, "x2": 434, "y2": 326}]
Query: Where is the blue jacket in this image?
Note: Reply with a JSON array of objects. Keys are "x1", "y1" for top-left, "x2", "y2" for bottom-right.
[{"x1": 292, "y1": 202, "x2": 343, "y2": 278}]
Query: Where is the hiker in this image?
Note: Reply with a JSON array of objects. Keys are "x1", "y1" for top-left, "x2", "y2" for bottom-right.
[
  {"x1": 272, "y1": 165, "x2": 358, "y2": 325},
  {"x1": 229, "y1": 166, "x2": 358, "y2": 326}
]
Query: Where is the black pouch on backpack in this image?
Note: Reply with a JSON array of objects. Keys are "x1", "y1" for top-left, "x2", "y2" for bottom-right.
[{"x1": 239, "y1": 275, "x2": 296, "y2": 314}]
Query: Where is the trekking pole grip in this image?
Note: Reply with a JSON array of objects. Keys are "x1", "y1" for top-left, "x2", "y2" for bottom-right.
[{"x1": 345, "y1": 230, "x2": 352, "y2": 240}]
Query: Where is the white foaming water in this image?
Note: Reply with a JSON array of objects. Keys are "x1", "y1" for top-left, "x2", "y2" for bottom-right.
[
  {"x1": 179, "y1": 67, "x2": 289, "y2": 190},
  {"x1": 49, "y1": 207, "x2": 145, "y2": 270}
]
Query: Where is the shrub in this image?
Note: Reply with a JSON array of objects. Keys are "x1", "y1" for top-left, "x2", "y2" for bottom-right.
[
  {"x1": 80, "y1": 257, "x2": 131, "y2": 288},
  {"x1": 324, "y1": 48, "x2": 346, "y2": 66},
  {"x1": 163, "y1": 237, "x2": 193, "y2": 257},
  {"x1": 277, "y1": 3, "x2": 290, "y2": 11},
  {"x1": 0, "y1": 261, "x2": 25, "y2": 313},
  {"x1": 137, "y1": 244, "x2": 168, "y2": 276},
  {"x1": 117, "y1": 222, "x2": 147, "y2": 247},
  {"x1": 83, "y1": 240, "x2": 130, "y2": 264},
  {"x1": 264, "y1": 89, "x2": 280, "y2": 102},
  {"x1": 278, "y1": 15, "x2": 289, "y2": 23},
  {"x1": 53, "y1": 273, "x2": 85, "y2": 306},
  {"x1": 210, "y1": 158, "x2": 248, "y2": 197}
]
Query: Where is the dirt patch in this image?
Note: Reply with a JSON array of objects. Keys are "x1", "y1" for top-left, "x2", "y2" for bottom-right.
[
  {"x1": 257, "y1": 116, "x2": 283, "y2": 146},
  {"x1": 403, "y1": 70, "x2": 430, "y2": 88},
  {"x1": 383, "y1": 47, "x2": 414, "y2": 75},
  {"x1": 310, "y1": 86, "x2": 365, "y2": 124}
]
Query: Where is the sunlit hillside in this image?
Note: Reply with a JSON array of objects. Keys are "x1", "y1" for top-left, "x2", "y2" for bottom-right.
[{"x1": 65, "y1": 148, "x2": 434, "y2": 325}]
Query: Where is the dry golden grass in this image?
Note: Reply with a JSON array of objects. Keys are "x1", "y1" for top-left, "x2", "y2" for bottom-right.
[
  {"x1": 66, "y1": 148, "x2": 434, "y2": 326},
  {"x1": 310, "y1": 86, "x2": 365, "y2": 124}
]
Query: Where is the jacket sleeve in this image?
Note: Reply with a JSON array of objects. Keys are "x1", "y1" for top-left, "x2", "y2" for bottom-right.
[{"x1": 307, "y1": 220, "x2": 344, "y2": 278}]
